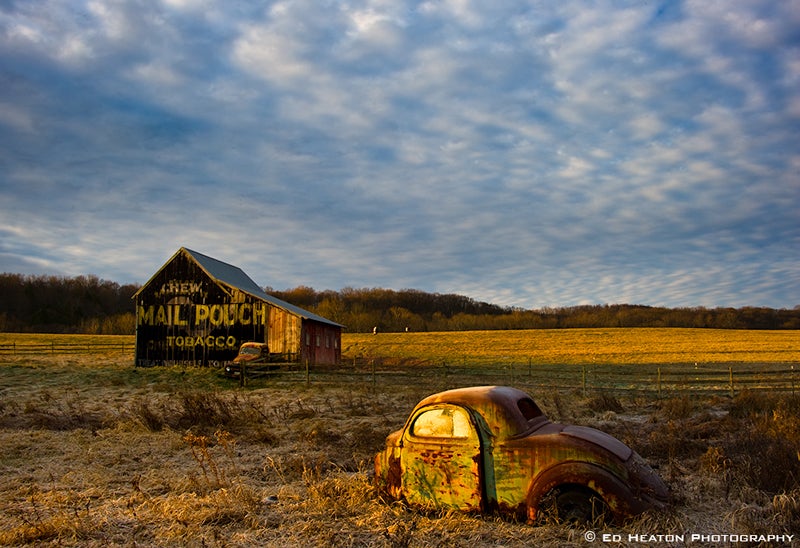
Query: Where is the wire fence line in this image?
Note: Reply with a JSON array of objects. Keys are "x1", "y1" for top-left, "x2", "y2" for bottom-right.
[
  {"x1": 0, "y1": 341, "x2": 797, "y2": 396},
  {"x1": 247, "y1": 360, "x2": 799, "y2": 398},
  {"x1": 0, "y1": 341, "x2": 134, "y2": 355}
]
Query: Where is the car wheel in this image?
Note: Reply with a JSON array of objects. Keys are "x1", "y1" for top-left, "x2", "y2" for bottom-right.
[{"x1": 542, "y1": 486, "x2": 609, "y2": 525}]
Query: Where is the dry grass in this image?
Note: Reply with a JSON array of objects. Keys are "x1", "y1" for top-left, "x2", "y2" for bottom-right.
[{"x1": 1, "y1": 333, "x2": 799, "y2": 546}]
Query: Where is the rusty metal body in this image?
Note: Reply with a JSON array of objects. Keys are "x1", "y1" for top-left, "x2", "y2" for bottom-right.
[
  {"x1": 233, "y1": 342, "x2": 271, "y2": 364},
  {"x1": 374, "y1": 386, "x2": 668, "y2": 523},
  {"x1": 224, "y1": 342, "x2": 284, "y2": 379}
]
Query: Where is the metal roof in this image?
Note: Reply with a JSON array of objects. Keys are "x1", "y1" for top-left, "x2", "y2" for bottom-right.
[
  {"x1": 136, "y1": 247, "x2": 343, "y2": 328},
  {"x1": 184, "y1": 248, "x2": 267, "y2": 297}
]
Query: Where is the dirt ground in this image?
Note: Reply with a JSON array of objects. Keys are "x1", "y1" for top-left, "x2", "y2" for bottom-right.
[{"x1": 0, "y1": 355, "x2": 798, "y2": 546}]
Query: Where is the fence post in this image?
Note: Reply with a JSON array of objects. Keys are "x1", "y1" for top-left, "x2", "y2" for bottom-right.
[
  {"x1": 305, "y1": 360, "x2": 310, "y2": 387},
  {"x1": 729, "y1": 366, "x2": 734, "y2": 398},
  {"x1": 582, "y1": 366, "x2": 587, "y2": 397},
  {"x1": 657, "y1": 367, "x2": 662, "y2": 399}
]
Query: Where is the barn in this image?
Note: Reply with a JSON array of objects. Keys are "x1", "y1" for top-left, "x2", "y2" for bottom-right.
[{"x1": 133, "y1": 247, "x2": 343, "y2": 367}]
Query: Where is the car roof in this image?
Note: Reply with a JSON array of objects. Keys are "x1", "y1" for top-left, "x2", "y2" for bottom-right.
[{"x1": 414, "y1": 386, "x2": 542, "y2": 438}]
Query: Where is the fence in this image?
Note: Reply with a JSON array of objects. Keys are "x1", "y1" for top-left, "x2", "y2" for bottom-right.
[
  {"x1": 252, "y1": 359, "x2": 799, "y2": 398},
  {"x1": 0, "y1": 341, "x2": 133, "y2": 355},
  {"x1": 1, "y1": 340, "x2": 796, "y2": 396}
]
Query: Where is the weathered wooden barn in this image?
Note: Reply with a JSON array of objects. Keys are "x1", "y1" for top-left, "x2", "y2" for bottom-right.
[{"x1": 133, "y1": 247, "x2": 343, "y2": 366}]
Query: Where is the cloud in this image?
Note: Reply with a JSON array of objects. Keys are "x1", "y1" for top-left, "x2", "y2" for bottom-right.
[{"x1": 0, "y1": 0, "x2": 797, "y2": 309}]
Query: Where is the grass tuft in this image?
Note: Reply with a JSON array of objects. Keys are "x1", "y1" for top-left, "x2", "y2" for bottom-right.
[{"x1": 586, "y1": 392, "x2": 624, "y2": 414}]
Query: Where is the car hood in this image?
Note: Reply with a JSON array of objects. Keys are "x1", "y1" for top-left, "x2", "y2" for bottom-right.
[
  {"x1": 233, "y1": 355, "x2": 259, "y2": 363},
  {"x1": 559, "y1": 425, "x2": 633, "y2": 461}
]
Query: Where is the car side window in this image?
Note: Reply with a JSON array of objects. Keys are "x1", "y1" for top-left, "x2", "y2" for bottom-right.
[
  {"x1": 412, "y1": 407, "x2": 472, "y2": 439},
  {"x1": 517, "y1": 397, "x2": 543, "y2": 421}
]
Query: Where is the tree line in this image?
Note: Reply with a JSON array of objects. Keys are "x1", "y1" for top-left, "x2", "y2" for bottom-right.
[
  {"x1": 0, "y1": 274, "x2": 138, "y2": 334},
  {"x1": 1, "y1": 274, "x2": 798, "y2": 334},
  {"x1": 268, "y1": 286, "x2": 800, "y2": 332}
]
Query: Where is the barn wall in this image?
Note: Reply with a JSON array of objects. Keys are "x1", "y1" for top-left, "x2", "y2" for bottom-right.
[
  {"x1": 300, "y1": 321, "x2": 341, "y2": 365},
  {"x1": 266, "y1": 307, "x2": 302, "y2": 359},
  {"x1": 134, "y1": 253, "x2": 269, "y2": 366}
]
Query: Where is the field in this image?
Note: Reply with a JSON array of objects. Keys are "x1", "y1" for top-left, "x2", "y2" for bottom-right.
[
  {"x1": 0, "y1": 329, "x2": 799, "y2": 546},
  {"x1": 345, "y1": 328, "x2": 800, "y2": 366}
]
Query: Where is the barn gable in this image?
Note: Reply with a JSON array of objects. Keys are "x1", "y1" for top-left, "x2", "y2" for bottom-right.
[{"x1": 133, "y1": 247, "x2": 342, "y2": 366}]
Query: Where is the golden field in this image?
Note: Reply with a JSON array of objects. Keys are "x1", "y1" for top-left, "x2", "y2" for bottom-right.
[{"x1": 344, "y1": 327, "x2": 800, "y2": 366}]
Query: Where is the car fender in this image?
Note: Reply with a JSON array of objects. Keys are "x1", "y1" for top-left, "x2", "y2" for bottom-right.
[{"x1": 525, "y1": 461, "x2": 642, "y2": 523}]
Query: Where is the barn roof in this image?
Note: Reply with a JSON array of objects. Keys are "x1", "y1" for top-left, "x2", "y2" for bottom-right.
[{"x1": 135, "y1": 247, "x2": 343, "y2": 328}]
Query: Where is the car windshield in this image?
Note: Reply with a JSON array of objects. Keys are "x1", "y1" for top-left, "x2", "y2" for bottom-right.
[
  {"x1": 412, "y1": 407, "x2": 471, "y2": 439},
  {"x1": 239, "y1": 347, "x2": 261, "y2": 355}
]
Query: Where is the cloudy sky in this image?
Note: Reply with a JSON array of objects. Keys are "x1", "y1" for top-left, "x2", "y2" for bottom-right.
[{"x1": 1, "y1": 0, "x2": 798, "y2": 309}]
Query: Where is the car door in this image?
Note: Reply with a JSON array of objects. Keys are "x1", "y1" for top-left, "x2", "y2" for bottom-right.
[{"x1": 400, "y1": 404, "x2": 484, "y2": 511}]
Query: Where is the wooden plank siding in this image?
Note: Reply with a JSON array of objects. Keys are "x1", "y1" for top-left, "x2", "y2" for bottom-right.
[{"x1": 267, "y1": 306, "x2": 301, "y2": 356}]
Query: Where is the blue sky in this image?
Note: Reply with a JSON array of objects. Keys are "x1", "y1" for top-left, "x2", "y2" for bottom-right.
[{"x1": 0, "y1": 0, "x2": 798, "y2": 309}]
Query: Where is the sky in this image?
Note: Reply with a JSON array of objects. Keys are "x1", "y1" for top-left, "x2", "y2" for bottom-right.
[{"x1": 0, "y1": 0, "x2": 798, "y2": 310}]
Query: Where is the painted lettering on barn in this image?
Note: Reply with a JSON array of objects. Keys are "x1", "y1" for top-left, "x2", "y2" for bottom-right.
[{"x1": 137, "y1": 302, "x2": 270, "y2": 327}]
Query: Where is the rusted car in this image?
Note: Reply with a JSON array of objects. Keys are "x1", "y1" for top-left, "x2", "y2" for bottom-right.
[
  {"x1": 223, "y1": 342, "x2": 277, "y2": 378},
  {"x1": 374, "y1": 386, "x2": 668, "y2": 523}
]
